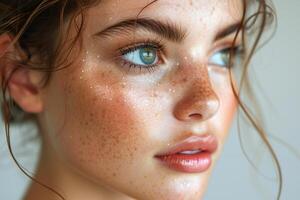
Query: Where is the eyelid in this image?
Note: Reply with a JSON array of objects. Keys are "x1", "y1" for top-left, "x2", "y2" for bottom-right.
[{"x1": 119, "y1": 41, "x2": 163, "y2": 56}]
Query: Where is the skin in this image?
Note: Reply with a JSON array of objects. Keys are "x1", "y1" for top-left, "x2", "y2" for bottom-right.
[{"x1": 4, "y1": 0, "x2": 242, "y2": 199}]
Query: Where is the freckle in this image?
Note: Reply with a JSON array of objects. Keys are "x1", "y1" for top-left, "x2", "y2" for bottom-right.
[
  {"x1": 92, "y1": 96, "x2": 98, "y2": 103},
  {"x1": 129, "y1": 152, "x2": 133, "y2": 158},
  {"x1": 121, "y1": 82, "x2": 126, "y2": 88}
]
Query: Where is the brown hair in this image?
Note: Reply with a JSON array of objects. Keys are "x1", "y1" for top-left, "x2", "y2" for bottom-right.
[{"x1": 0, "y1": 0, "x2": 281, "y2": 200}]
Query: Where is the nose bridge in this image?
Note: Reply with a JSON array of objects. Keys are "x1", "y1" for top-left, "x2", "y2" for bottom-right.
[
  {"x1": 191, "y1": 65, "x2": 218, "y2": 102},
  {"x1": 173, "y1": 63, "x2": 220, "y2": 122}
]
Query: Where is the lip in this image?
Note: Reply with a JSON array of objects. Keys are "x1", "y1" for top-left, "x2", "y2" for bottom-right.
[{"x1": 154, "y1": 134, "x2": 218, "y2": 173}]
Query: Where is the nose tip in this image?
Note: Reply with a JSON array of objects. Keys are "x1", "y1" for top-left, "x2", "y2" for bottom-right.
[
  {"x1": 174, "y1": 91, "x2": 220, "y2": 122},
  {"x1": 187, "y1": 99, "x2": 220, "y2": 121},
  {"x1": 172, "y1": 60, "x2": 221, "y2": 123}
]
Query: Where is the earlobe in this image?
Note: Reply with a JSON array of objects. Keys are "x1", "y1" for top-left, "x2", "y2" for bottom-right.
[{"x1": 0, "y1": 34, "x2": 44, "y2": 114}]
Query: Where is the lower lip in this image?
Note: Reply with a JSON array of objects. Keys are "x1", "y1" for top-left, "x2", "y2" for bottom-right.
[{"x1": 155, "y1": 152, "x2": 212, "y2": 173}]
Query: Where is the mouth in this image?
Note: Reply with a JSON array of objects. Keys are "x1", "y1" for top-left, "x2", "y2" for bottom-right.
[{"x1": 154, "y1": 134, "x2": 218, "y2": 173}]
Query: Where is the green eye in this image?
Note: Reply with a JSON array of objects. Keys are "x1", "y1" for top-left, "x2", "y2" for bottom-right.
[
  {"x1": 122, "y1": 45, "x2": 158, "y2": 66},
  {"x1": 139, "y1": 47, "x2": 157, "y2": 65}
]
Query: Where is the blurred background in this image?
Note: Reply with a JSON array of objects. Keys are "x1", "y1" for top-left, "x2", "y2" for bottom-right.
[{"x1": 0, "y1": 0, "x2": 299, "y2": 199}]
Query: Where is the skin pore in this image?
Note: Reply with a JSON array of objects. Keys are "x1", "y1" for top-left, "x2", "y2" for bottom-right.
[{"x1": 6, "y1": 0, "x2": 243, "y2": 200}]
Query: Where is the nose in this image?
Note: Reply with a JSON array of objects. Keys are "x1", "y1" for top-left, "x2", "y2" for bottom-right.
[{"x1": 173, "y1": 66, "x2": 220, "y2": 122}]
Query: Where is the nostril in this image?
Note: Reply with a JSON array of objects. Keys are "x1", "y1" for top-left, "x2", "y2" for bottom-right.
[
  {"x1": 188, "y1": 113, "x2": 203, "y2": 120},
  {"x1": 173, "y1": 89, "x2": 220, "y2": 122},
  {"x1": 182, "y1": 99, "x2": 220, "y2": 121}
]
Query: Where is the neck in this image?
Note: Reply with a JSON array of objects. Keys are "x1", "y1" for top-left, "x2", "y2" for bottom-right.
[{"x1": 23, "y1": 140, "x2": 134, "y2": 200}]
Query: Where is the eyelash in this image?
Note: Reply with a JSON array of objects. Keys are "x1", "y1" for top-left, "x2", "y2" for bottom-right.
[{"x1": 117, "y1": 39, "x2": 165, "y2": 74}]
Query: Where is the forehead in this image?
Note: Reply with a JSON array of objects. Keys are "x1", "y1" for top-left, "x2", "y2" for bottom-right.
[{"x1": 87, "y1": 0, "x2": 243, "y2": 31}]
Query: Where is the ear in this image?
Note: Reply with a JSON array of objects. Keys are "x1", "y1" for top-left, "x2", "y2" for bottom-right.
[
  {"x1": 0, "y1": 34, "x2": 11, "y2": 57},
  {"x1": 0, "y1": 34, "x2": 44, "y2": 113}
]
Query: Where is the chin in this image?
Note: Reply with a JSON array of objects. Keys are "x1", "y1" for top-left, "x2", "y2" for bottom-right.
[{"x1": 118, "y1": 171, "x2": 211, "y2": 200}]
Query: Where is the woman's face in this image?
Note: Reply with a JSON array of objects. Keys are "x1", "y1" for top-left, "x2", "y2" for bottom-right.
[{"x1": 39, "y1": 0, "x2": 242, "y2": 199}]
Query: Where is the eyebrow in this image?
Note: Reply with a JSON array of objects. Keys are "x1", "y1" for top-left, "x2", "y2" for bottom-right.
[
  {"x1": 95, "y1": 18, "x2": 242, "y2": 42},
  {"x1": 95, "y1": 18, "x2": 187, "y2": 42},
  {"x1": 215, "y1": 22, "x2": 242, "y2": 40}
]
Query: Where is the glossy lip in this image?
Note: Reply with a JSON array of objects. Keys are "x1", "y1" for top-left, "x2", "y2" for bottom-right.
[{"x1": 154, "y1": 134, "x2": 218, "y2": 173}]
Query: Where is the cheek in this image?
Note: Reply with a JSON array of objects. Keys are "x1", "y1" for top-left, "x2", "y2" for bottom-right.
[
  {"x1": 214, "y1": 85, "x2": 237, "y2": 141},
  {"x1": 211, "y1": 74, "x2": 237, "y2": 141},
  {"x1": 46, "y1": 70, "x2": 151, "y2": 183}
]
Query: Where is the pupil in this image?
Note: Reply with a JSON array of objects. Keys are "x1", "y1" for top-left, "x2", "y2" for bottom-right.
[{"x1": 140, "y1": 48, "x2": 156, "y2": 64}]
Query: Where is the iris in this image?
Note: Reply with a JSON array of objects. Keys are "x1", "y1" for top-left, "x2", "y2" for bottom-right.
[{"x1": 122, "y1": 45, "x2": 158, "y2": 67}]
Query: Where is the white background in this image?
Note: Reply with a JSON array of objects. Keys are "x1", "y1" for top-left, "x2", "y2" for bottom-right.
[{"x1": 1, "y1": 0, "x2": 299, "y2": 199}]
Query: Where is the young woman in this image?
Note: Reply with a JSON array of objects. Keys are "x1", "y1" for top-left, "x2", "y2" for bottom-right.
[{"x1": 0, "y1": 0, "x2": 281, "y2": 200}]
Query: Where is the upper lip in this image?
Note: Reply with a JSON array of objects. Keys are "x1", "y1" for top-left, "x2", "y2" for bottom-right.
[{"x1": 155, "y1": 134, "x2": 218, "y2": 156}]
